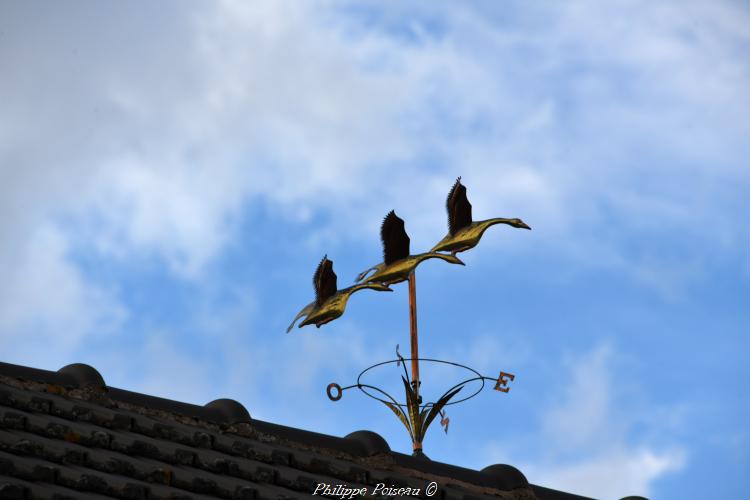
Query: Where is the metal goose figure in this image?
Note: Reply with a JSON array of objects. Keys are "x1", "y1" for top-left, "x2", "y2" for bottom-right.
[
  {"x1": 430, "y1": 177, "x2": 531, "y2": 255},
  {"x1": 356, "y1": 210, "x2": 464, "y2": 286},
  {"x1": 287, "y1": 255, "x2": 392, "y2": 333}
]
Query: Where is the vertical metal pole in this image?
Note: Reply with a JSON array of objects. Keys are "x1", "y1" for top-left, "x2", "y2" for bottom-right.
[
  {"x1": 408, "y1": 271, "x2": 421, "y2": 452},
  {"x1": 408, "y1": 272, "x2": 420, "y2": 391}
]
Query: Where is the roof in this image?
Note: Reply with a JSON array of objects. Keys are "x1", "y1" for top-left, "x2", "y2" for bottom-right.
[{"x1": 0, "y1": 361, "x2": 647, "y2": 500}]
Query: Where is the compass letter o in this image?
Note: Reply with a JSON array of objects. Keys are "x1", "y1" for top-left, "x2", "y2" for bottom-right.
[
  {"x1": 494, "y1": 372, "x2": 515, "y2": 393},
  {"x1": 327, "y1": 383, "x2": 343, "y2": 401}
]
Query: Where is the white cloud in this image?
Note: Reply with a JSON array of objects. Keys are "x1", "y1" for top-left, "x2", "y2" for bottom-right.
[
  {"x1": 3, "y1": 0, "x2": 747, "y2": 284},
  {"x1": 125, "y1": 332, "x2": 220, "y2": 406},
  {"x1": 88, "y1": 158, "x2": 249, "y2": 277},
  {"x1": 485, "y1": 344, "x2": 687, "y2": 499},
  {"x1": 1, "y1": 0, "x2": 748, "y2": 444},
  {"x1": 0, "y1": 225, "x2": 126, "y2": 364},
  {"x1": 0, "y1": 8, "x2": 743, "y2": 499},
  {"x1": 526, "y1": 447, "x2": 686, "y2": 500},
  {"x1": 540, "y1": 345, "x2": 628, "y2": 451}
]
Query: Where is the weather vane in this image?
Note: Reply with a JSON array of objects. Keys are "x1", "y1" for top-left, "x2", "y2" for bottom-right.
[{"x1": 288, "y1": 177, "x2": 530, "y2": 455}]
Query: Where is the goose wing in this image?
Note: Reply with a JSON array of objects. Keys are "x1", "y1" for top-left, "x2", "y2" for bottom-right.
[
  {"x1": 447, "y1": 177, "x2": 472, "y2": 235},
  {"x1": 381, "y1": 210, "x2": 410, "y2": 265},
  {"x1": 313, "y1": 255, "x2": 337, "y2": 305}
]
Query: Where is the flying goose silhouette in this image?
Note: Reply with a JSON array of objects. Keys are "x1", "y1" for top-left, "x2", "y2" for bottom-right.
[
  {"x1": 356, "y1": 210, "x2": 464, "y2": 286},
  {"x1": 287, "y1": 255, "x2": 391, "y2": 332},
  {"x1": 430, "y1": 177, "x2": 530, "y2": 255}
]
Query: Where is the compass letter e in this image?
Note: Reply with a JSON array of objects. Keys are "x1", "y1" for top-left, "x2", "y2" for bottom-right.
[{"x1": 494, "y1": 372, "x2": 515, "y2": 393}]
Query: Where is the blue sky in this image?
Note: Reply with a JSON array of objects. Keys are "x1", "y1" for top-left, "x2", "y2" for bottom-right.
[{"x1": 1, "y1": 1, "x2": 748, "y2": 498}]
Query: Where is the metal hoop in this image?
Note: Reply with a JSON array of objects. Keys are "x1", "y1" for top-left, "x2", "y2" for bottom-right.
[
  {"x1": 354, "y1": 357, "x2": 488, "y2": 409},
  {"x1": 326, "y1": 383, "x2": 343, "y2": 401}
]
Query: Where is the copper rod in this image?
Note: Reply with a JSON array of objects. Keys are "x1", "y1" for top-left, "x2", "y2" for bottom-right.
[{"x1": 408, "y1": 272, "x2": 419, "y2": 397}]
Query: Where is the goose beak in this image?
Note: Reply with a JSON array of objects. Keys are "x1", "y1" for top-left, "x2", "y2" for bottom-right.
[{"x1": 520, "y1": 222, "x2": 531, "y2": 230}]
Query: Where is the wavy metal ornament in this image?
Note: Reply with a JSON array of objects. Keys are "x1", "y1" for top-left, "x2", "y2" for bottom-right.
[
  {"x1": 327, "y1": 351, "x2": 515, "y2": 455},
  {"x1": 290, "y1": 176, "x2": 528, "y2": 455}
]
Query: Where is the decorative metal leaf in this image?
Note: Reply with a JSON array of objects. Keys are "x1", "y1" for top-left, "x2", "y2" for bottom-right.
[
  {"x1": 382, "y1": 400, "x2": 413, "y2": 439},
  {"x1": 419, "y1": 404, "x2": 430, "y2": 422},
  {"x1": 401, "y1": 376, "x2": 421, "y2": 439},
  {"x1": 418, "y1": 386, "x2": 463, "y2": 442},
  {"x1": 418, "y1": 404, "x2": 432, "y2": 438}
]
